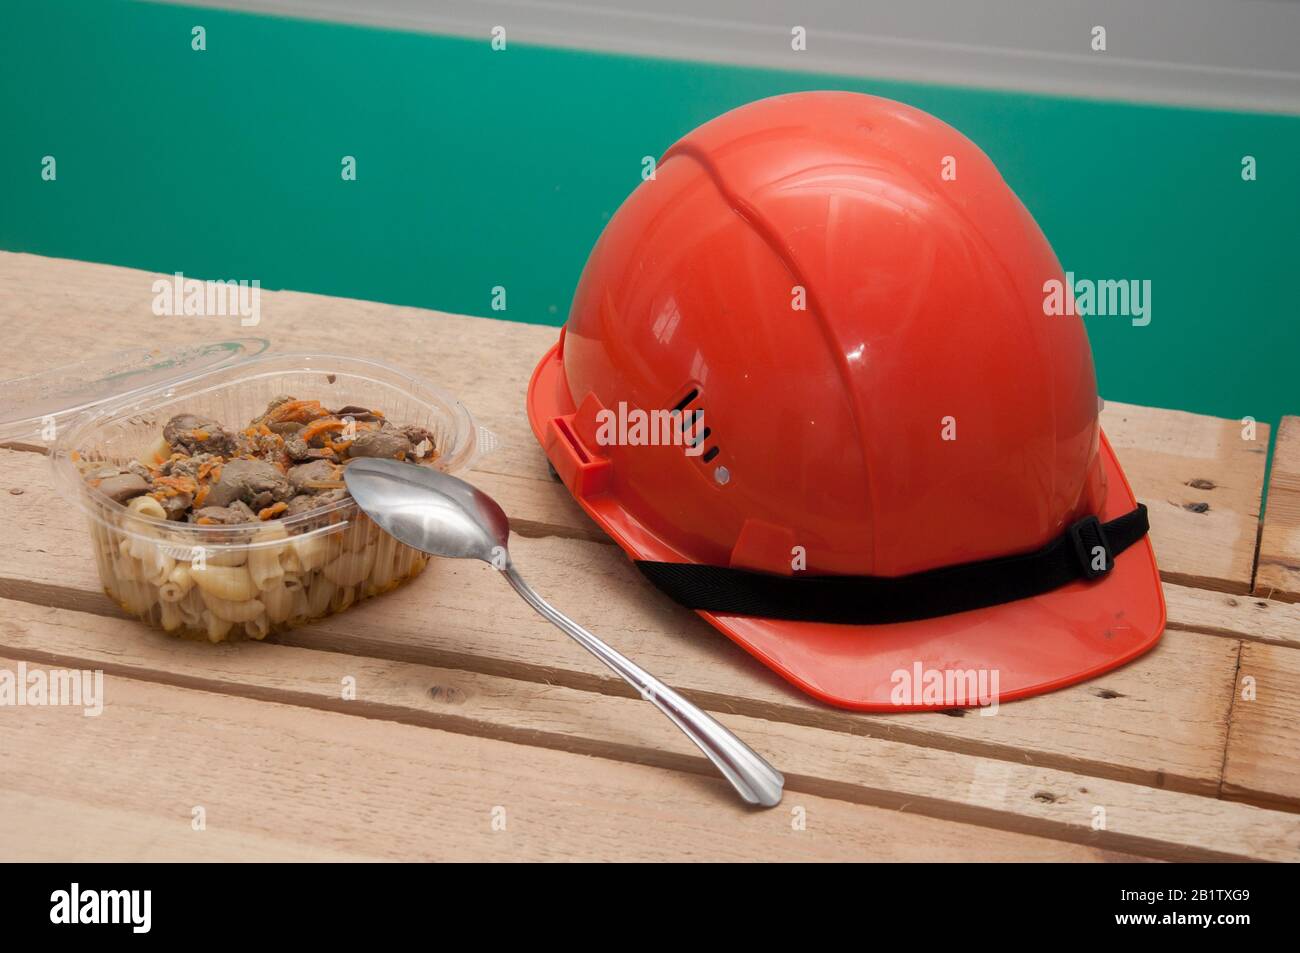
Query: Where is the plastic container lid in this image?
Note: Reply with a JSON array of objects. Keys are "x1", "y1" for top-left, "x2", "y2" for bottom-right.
[{"x1": 0, "y1": 338, "x2": 271, "y2": 445}]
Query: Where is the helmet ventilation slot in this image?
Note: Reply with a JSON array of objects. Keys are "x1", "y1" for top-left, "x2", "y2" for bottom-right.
[
  {"x1": 671, "y1": 388, "x2": 699, "y2": 413},
  {"x1": 671, "y1": 386, "x2": 723, "y2": 472},
  {"x1": 686, "y1": 426, "x2": 711, "y2": 448}
]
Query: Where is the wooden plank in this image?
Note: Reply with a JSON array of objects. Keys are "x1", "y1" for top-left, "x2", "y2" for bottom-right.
[
  {"x1": 0, "y1": 792, "x2": 367, "y2": 862},
  {"x1": 1100, "y1": 401, "x2": 1268, "y2": 593},
  {"x1": 0, "y1": 252, "x2": 1270, "y2": 593},
  {"x1": 0, "y1": 655, "x2": 1141, "y2": 862},
  {"x1": 6, "y1": 606, "x2": 1297, "y2": 860},
  {"x1": 1164, "y1": 582, "x2": 1300, "y2": 649},
  {"x1": 0, "y1": 446, "x2": 1242, "y2": 794},
  {"x1": 1256, "y1": 416, "x2": 1300, "y2": 602},
  {"x1": 1222, "y1": 641, "x2": 1300, "y2": 811}
]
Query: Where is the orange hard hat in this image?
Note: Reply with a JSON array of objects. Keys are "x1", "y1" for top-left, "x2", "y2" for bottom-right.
[{"x1": 526, "y1": 91, "x2": 1165, "y2": 711}]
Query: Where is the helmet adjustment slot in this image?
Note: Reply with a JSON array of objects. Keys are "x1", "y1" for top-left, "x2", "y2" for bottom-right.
[{"x1": 1069, "y1": 515, "x2": 1113, "y2": 579}]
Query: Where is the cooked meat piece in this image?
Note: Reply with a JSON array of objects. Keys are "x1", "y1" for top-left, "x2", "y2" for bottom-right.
[
  {"x1": 284, "y1": 488, "x2": 349, "y2": 517},
  {"x1": 333, "y1": 404, "x2": 383, "y2": 422},
  {"x1": 234, "y1": 427, "x2": 286, "y2": 460},
  {"x1": 287, "y1": 459, "x2": 340, "y2": 492},
  {"x1": 285, "y1": 434, "x2": 337, "y2": 462},
  {"x1": 163, "y1": 414, "x2": 236, "y2": 456},
  {"x1": 397, "y1": 425, "x2": 437, "y2": 458},
  {"x1": 267, "y1": 421, "x2": 303, "y2": 436},
  {"x1": 205, "y1": 458, "x2": 295, "y2": 509},
  {"x1": 347, "y1": 430, "x2": 412, "y2": 460},
  {"x1": 159, "y1": 491, "x2": 193, "y2": 521},
  {"x1": 283, "y1": 494, "x2": 312, "y2": 517},
  {"x1": 263, "y1": 398, "x2": 330, "y2": 425},
  {"x1": 246, "y1": 395, "x2": 299, "y2": 427},
  {"x1": 189, "y1": 504, "x2": 257, "y2": 525},
  {"x1": 397, "y1": 424, "x2": 435, "y2": 445},
  {"x1": 158, "y1": 451, "x2": 216, "y2": 481},
  {"x1": 97, "y1": 471, "x2": 150, "y2": 504}
]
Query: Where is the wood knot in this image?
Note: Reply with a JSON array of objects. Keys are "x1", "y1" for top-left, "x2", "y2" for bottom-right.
[{"x1": 428, "y1": 685, "x2": 468, "y2": 705}]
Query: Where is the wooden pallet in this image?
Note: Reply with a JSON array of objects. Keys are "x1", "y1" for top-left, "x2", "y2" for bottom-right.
[{"x1": 1, "y1": 251, "x2": 1297, "y2": 862}]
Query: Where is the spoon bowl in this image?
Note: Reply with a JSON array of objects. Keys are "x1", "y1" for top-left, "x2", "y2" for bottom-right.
[{"x1": 345, "y1": 457, "x2": 508, "y2": 564}]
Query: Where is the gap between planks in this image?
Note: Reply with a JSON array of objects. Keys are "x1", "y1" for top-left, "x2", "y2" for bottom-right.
[
  {"x1": 1255, "y1": 416, "x2": 1300, "y2": 603},
  {"x1": 1216, "y1": 639, "x2": 1246, "y2": 802}
]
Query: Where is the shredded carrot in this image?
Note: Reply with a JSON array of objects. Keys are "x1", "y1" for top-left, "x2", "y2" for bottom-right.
[
  {"x1": 152, "y1": 475, "x2": 197, "y2": 497},
  {"x1": 192, "y1": 429, "x2": 209, "y2": 441},
  {"x1": 301, "y1": 417, "x2": 347, "y2": 444},
  {"x1": 194, "y1": 485, "x2": 210, "y2": 507},
  {"x1": 258, "y1": 501, "x2": 288, "y2": 520},
  {"x1": 266, "y1": 399, "x2": 328, "y2": 424},
  {"x1": 196, "y1": 516, "x2": 217, "y2": 525}
]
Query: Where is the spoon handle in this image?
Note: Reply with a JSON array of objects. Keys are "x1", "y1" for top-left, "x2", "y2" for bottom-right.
[{"x1": 501, "y1": 564, "x2": 784, "y2": 808}]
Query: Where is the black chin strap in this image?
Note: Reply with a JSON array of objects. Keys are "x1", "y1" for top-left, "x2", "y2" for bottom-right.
[{"x1": 635, "y1": 505, "x2": 1148, "y2": 625}]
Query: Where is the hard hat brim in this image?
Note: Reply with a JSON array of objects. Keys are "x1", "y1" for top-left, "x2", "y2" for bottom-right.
[{"x1": 527, "y1": 341, "x2": 1166, "y2": 712}]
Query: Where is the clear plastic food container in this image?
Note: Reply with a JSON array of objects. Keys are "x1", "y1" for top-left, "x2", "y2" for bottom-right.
[{"x1": 10, "y1": 344, "x2": 493, "y2": 643}]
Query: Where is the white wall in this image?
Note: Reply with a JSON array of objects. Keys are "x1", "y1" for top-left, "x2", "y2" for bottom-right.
[{"x1": 148, "y1": 0, "x2": 1300, "y2": 113}]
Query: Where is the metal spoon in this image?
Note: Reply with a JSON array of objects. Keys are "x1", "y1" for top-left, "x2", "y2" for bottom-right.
[{"x1": 343, "y1": 457, "x2": 784, "y2": 808}]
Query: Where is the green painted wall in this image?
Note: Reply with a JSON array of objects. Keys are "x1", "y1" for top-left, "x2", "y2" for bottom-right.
[{"x1": 2, "y1": 0, "x2": 1296, "y2": 428}]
